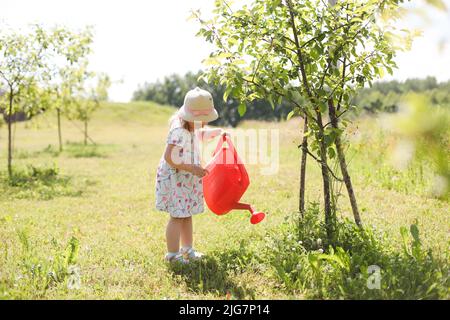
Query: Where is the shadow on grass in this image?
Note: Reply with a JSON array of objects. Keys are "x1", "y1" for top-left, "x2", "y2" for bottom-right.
[
  {"x1": 65, "y1": 142, "x2": 118, "y2": 158},
  {"x1": 15, "y1": 145, "x2": 61, "y2": 159},
  {"x1": 15, "y1": 143, "x2": 119, "y2": 159},
  {"x1": 167, "y1": 247, "x2": 258, "y2": 299}
]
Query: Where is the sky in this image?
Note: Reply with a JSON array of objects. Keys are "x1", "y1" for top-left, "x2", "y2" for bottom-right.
[{"x1": 2, "y1": 0, "x2": 450, "y2": 102}]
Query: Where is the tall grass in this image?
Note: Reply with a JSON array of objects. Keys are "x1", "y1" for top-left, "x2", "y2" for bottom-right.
[
  {"x1": 1, "y1": 230, "x2": 81, "y2": 299},
  {"x1": 0, "y1": 164, "x2": 85, "y2": 200},
  {"x1": 262, "y1": 204, "x2": 449, "y2": 299}
]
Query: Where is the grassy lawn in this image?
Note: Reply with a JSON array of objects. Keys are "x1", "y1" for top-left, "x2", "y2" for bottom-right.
[{"x1": 0, "y1": 101, "x2": 448, "y2": 299}]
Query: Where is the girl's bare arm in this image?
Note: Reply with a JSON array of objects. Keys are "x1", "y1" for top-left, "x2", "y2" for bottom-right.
[
  {"x1": 196, "y1": 127, "x2": 226, "y2": 141},
  {"x1": 164, "y1": 144, "x2": 208, "y2": 177}
]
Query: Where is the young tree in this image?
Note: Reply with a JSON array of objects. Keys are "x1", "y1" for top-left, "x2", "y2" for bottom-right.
[
  {"x1": 195, "y1": 0, "x2": 411, "y2": 241},
  {"x1": 48, "y1": 28, "x2": 93, "y2": 152},
  {"x1": 0, "y1": 25, "x2": 51, "y2": 177},
  {"x1": 52, "y1": 62, "x2": 91, "y2": 151},
  {"x1": 70, "y1": 72, "x2": 111, "y2": 145}
]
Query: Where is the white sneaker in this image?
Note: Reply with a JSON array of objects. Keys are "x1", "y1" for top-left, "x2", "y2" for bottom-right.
[
  {"x1": 165, "y1": 253, "x2": 188, "y2": 264},
  {"x1": 180, "y1": 247, "x2": 204, "y2": 261}
]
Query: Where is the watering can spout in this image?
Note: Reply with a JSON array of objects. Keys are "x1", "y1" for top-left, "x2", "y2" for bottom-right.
[{"x1": 232, "y1": 202, "x2": 266, "y2": 225}]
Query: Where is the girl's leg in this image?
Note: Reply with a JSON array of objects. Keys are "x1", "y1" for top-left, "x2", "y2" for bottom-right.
[
  {"x1": 166, "y1": 217, "x2": 182, "y2": 253},
  {"x1": 180, "y1": 217, "x2": 203, "y2": 260},
  {"x1": 180, "y1": 216, "x2": 193, "y2": 249}
]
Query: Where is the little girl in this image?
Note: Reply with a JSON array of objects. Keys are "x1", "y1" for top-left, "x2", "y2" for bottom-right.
[{"x1": 155, "y1": 87, "x2": 226, "y2": 263}]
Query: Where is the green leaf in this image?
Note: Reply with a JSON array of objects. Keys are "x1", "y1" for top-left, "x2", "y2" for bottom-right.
[
  {"x1": 328, "y1": 147, "x2": 336, "y2": 159},
  {"x1": 386, "y1": 66, "x2": 393, "y2": 75},
  {"x1": 319, "y1": 101, "x2": 328, "y2": 113},
  {"x1": 238, "y1": 102, "x2": 246, "y2": 116},
  {"x1": 268, "y1": 95, "x2": 275, "y2": 109},
  {"x1": 203, "y1": 57, "x2": 220, "y2": 66},
  {"x1": 400, "y1": 226, "x2": 410, "y2": 254},
  {"x1": 287, "y1": 110, "x2": 295, "y2": 120},
  {"x1": 277, "y1": 95, "x2": 283, "y2": 105},
  {"x1": 217, "y1": 52, "x2": 232, "y2": 59},
  {"x1": 223, "y1": 86, "x2": 232, "y2": 102},
  {"x1": 324, "y1": 134, "x2": 333, "y2": 147},
  {"x1": 426, "y1": 0, "x2": 448, "y2": 11},
  {"x1": 317, "y1": 33, "x2": 326, "y2": 42},
  {"x1": 303, "y1": 130, "x2": 312, "y2": 138},
  {"x1": 410, "y1": 223, "x2": 420, "y2": 244},
  {"x1": 233, "y1": 59, "x2": 246, "y2": 65}
]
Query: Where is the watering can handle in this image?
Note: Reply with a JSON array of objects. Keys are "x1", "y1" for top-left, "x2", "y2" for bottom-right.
[{"x1": 212, "y1": 135, "x2": 238, "y2": 161}]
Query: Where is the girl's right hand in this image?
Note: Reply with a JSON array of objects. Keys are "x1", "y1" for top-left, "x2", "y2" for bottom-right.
[{"x1": 191, "y1": 165, "x2": 209, "y2": 178}]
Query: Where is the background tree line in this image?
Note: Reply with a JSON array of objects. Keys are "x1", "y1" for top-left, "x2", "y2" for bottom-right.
[
  {"x1": 354, "y1": 76, "x2": 450, "y2": 114},
  {"x1": 133, "y1": 72, "x2": 450, "y2": 126},
  {"x1": 132, "y1": 71, "x2": 294, "y2": 127}
]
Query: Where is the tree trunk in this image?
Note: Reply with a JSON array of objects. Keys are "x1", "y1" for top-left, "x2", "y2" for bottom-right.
[
  {"x1": 84, "y1": 119, "x2": 88, "y2": 146},
  {"x1": 57, "y1": 108, "x2": 63, "y2": 152},
  {"x1": 328, "y1": 100, "x2": 362, "y2": 227},
  {"x1": 7, "y1": 90, "x2": 13, "y2": 178},
  {"x1": 316, "y1": 111, "x2": 335, "y2": 243},
  {"x1": 299, "y1": 117, "x2": 308, "y2": 216},
  {"x1": 285, "y1": 0, "x2": 335, "y2": 241}
]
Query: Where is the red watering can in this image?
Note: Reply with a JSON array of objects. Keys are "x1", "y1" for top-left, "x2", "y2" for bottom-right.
[{"x1": 203, "y1": 135, "x2": 266, "y2": 224}]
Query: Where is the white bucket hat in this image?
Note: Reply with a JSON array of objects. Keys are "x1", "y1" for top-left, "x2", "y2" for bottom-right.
[{"x1": 178, "y1": 87, "x2": 219, "y2": 122}]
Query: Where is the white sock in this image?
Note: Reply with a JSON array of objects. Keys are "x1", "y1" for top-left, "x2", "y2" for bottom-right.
[
  {"x1": 181, "y1": 246, "x2": 192, "y2": 253},
  {"x1": 165, "y1": 252, "x2": 178, "y2": 259}
]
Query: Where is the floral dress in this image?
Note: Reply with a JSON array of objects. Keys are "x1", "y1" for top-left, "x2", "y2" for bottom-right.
[{"x1": 155, "y1": 123, "x2": 204, "y2": 218}]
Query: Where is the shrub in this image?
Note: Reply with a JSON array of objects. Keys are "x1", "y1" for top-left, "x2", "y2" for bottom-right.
[
  {"x1": 263, "y1": 204, "x2": 449, "y2": 299},
  {"x1": 0, "y1": 164, "x2": 83, "y2": 200},
  {"x1": 2, "y1": 230, "x2": 81, "y2": 298},
  {"x1": 8, "y1": 164, "x2": 60, "y2": 187}
]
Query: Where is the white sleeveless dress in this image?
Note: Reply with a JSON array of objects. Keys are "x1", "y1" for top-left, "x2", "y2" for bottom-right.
[{"x1": 155, "y1": 123, "x2": 204, "y2": 218}]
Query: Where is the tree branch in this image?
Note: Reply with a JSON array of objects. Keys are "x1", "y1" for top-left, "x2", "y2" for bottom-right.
[
  {"x1": 300, "y1": 144, "x2": 344, "y2": 182},
  {"x1": 285, "y1": 0, "x2": 314, "y2": 100},
  {"x1": 336, "y1": 56, "x2": 347, "y2": 111}
]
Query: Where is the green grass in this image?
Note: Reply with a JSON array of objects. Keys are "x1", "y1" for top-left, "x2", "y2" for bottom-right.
[{"x1": 0, "y1": 101, "x2": 448, "y2": 299}]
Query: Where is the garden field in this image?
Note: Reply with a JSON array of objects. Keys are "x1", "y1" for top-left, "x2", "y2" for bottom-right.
[{"x1": 0, "y1": 102, "x2": 448, "y2": 299}]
